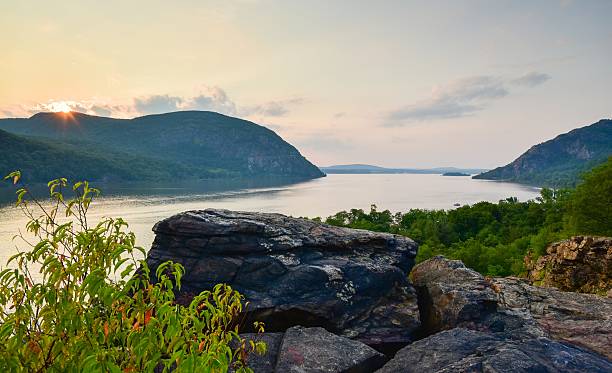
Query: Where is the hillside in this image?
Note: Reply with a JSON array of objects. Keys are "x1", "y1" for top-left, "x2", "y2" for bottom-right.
[
  {"x1": 321, "y1": 164, "x2": 486, "y2": 175},
  {"x1": 0, "y1": 111, "x2": 323, "y2": 182},
  {"x1": 473, "y1": 119, "x2": 612, "y2": 187},
  {"x1": 0, "y1": 129, "x2": 190, "y2": 182}
]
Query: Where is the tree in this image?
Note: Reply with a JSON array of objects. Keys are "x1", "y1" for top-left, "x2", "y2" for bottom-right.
[
  {"x1": 567, "y1": 157, "x2": 612, "y2": 236},
  {"x1": 0, "y1": 172, "x2": 265, "y2": 372}
]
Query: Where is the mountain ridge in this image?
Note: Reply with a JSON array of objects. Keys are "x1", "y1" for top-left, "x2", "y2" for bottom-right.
[
  {"x1": 473, "y1": 119, "x2": 612, "y2": 187},
  {"x1": 0, "y1": 111, "x2": 324, "y2": 182},
  {"x1": 321, "y1": 164, "x2": 487, "y2": 175}
]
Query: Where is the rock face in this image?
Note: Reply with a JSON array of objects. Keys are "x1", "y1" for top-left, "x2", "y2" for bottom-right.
[
  {"x1": 377, "y1": 328, "x2": 612, "y2": 373},
  {"x1": 411, "y1": 256, "x2": 612, "y2": 359},
  {"x1": 147, "y1": 209, "x2": 420, "y2": 347},
  {"x1": 526, "y1": 236, "x2": 611, "y2": 296}
]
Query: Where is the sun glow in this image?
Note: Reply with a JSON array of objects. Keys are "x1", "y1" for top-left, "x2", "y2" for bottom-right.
[{"x1": 48, "y1": 101, "x2": 72, "y2": 113}]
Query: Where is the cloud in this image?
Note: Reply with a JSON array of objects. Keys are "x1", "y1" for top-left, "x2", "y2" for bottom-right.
[
  {"x1": 511, "y1": 72, "x2": 551, "y2": 87},
  {"x1": 385, "y1": 73, "x2": 550, "y2": 126},
  {"x1": 187, "y1": 87, "x2": 237, "y2": 115},
  {"x1": 90, "y1": 105, "x2": 113, "y2": 117},
  {"x1": 240, "y1": 97, "x2": 304, "y2": 117},
  {"x1": 133, "y1": 95, "x2": 183, "y2": 114},
  {"x1": 2, "y1": 87, "x2": 305, "y2": 121}
]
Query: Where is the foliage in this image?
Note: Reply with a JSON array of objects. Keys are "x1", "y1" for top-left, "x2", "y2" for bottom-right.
[
  {"x1": 566, "y1": 156, "x2": 612, "y2": 236},
  {"x1": 324, "y1": 159, "x2": 612, "y2": 276},
  {"x1": 0, "y1": 172, "x2": 265, "y2": 372},
  {"x1": 322, "y1": 191, "x2": 578, "y2": 277}
]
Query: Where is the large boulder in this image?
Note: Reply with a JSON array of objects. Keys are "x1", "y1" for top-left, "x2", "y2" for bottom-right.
[
  {"x1": 233, "y1": 327, "x2": 386, "y2": 372},
  {"x1": 526, "y1": 236, "x2": 611, "y2": 296},
  {"x1": 147, "y1": 209, "x2": 420, "y2": 347},
  {"x1": 275, "y1": 326, "x2": 387, "y2": 372},
  {"x1": 411, "y1": 256, "x2": 612, "y2": 359},
  {"x1": 377, "y1": 328, "x2": 612, "y2": 373}
]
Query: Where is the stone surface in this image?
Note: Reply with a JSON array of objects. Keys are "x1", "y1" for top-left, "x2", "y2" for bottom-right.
[
  {"x1": 147, "y1": 209, "x2": 420, "y2": 346},
  {"x1": 411, "y1": 256, "x2": 498, "y2": 333},
  {"x1": 412, "y1": 256, "x2": 612, "y2": 359},
  {"x1": 275, "y1": 326, "x2": 387, "y2": 373},
  {"x1": 491, "y1": 276, "x2": 612, "y2": 359},
  {"x1": 377, "y1": 328, "x2": 612, "y2": 373},
  {"x1": 526, "y1": 236, "x2": 611, "y2": 295}
]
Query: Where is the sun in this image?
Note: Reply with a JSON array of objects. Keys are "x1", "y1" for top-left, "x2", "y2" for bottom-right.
[{"x1": 48, "y1": 101, "x2": 72, "y2": 113}]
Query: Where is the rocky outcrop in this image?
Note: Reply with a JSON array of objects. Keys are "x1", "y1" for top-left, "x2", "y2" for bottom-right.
[
  {"x1": 411, "y1": 256, "x2": 612, "y2": 359},
  {"x1": 526, "y1": 236, "x2": 611, "y2": 296},
  {"x1": 147, "y1": 211, "x2": 612, "y2": 372},
  {"x1": 147, "y1": 209, "x2": 420, "y2": 347},
  {"x1": 377, "y1": 328, "x2": 612, "y2": 373}
]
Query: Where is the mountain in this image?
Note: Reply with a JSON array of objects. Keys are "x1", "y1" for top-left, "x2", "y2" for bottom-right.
[
  {"x1": 321, "y1": 164, "x2": 487, "y2": 175},
  {"x1": 0, "y1": 111, "x2": 323, "y2": 182},
  {"x1": 473, "y1": 119, "x2": 612, "y2": 187},
  {"x1": 0, "y1": 128, "x2": 188, "y2": 182}
]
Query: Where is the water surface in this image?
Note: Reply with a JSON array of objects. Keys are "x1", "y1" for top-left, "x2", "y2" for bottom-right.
[{"x1": 0, "y1": 174, "x2": 539, "y2": 262}]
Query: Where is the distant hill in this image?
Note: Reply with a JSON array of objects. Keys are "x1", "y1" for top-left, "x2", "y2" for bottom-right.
[
  {"x1": 0, "y1": 111, "x2": 323, "y2": 183},
  {"x1": 321, "y1": 164, "x2": 486, "y2": 175},
  {"x1": 473, "y1": 119, "x2": 612, "y2": 187}
]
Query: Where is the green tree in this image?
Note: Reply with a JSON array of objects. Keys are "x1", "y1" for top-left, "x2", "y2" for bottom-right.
[
  {"x1": 567, "y1": 157, "x2": 612, "y2": 236},
  {"x1": 0, "y1": 172, "x2": 265, "y2": 372}
]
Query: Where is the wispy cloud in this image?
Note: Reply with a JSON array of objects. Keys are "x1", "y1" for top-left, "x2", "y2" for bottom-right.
[
  {"x1": 511, "y1": 72, "x2": 551, "y2": 87},
  {"x1": 384, "y1": 72, "x2": 550, "y2": 126},
  {"x1": 240, "y1": 97, "x2": 304, "y2": 117}
]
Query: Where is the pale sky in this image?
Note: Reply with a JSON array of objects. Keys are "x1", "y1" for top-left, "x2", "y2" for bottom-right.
[{"x1": 1, "y1": 0, "x2": 611, "y2": 168}]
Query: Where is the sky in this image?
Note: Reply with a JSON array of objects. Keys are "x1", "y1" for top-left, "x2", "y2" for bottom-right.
[{"x1": 1, "y1": 0, "x2": 611, "y2": 168}]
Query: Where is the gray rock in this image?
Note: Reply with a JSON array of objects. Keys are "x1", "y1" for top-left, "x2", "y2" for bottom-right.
[
  {"x1": 491, "y1": 276, "x2": 612, "y2": 359},
  {"x1": 377, "y1": 328, "x2": 612, "y2": 373},
  {"x1": 147, "y1": 209, "x2": 420, "y2": 347},
  {"x1": 411, "y1": 256, "x2": 498, "y2": 332},
  {"x1": 411, "y1": 256, "x2": 612, "y2": 359},
  {"x1": 275, "y1": 326, "x2": 387, "y2": 373}
]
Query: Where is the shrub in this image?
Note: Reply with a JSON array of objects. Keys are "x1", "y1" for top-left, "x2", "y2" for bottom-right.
[{"x1": 0, "y1": 172, "x2": 265, "y2": 372}]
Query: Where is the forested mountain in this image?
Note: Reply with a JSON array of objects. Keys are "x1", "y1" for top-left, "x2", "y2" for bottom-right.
[
  {"x1": 473, "y1": 119, "x2": 612, "y2": 187},
  {"x1": 0, "y1": 111, "x2": 323, "y2": 182}
]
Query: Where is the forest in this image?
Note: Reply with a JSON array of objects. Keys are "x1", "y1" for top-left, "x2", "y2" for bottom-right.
[{"x1": 320, "y1": 157, "x2": 612, "y2": 276}]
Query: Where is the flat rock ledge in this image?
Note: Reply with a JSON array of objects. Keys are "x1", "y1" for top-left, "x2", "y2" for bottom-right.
[
  {"x1": 412, "y1": 255, "x2": 612, "y2": 360},
  {"x1": 147, "y1": 209, "x2": 420, "y2": 347}
]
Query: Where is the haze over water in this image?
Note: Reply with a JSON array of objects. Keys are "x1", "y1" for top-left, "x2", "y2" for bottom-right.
[{"x1": 0, "y1": 174, "x2": 539, "y2": 262}]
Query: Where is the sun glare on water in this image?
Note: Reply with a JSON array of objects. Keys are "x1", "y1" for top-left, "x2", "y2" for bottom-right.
[{"x1": 48, "y1": 101, "x2": 72, "y2": 113}]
